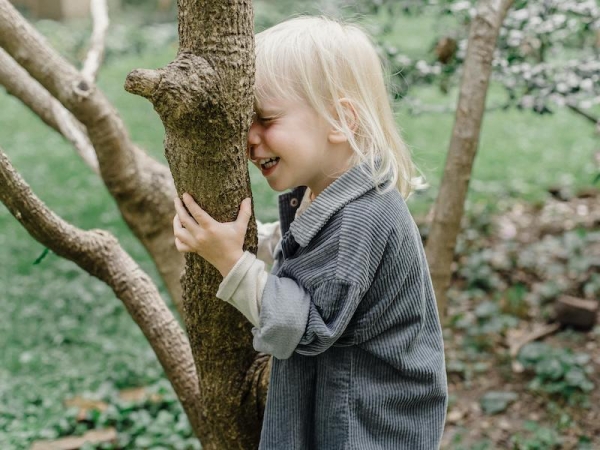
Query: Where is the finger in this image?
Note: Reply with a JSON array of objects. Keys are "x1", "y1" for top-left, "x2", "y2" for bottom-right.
[
  {"x1": 174, "y1": 197, "x2": 200, "y2": 231},
  {"x1": 236, "y1": 198, "x2": 253, "y2": 230},
  {"x1": 182, "y1": 193, "x2": 215, "y2": 226},
  {"x1": 174, "y1": 237, "x2": 194, "y2": 253},
  {"x1": 173, "y1": 213, "x2": 183, "y2": 230},
  {"x1": 173, "y1": 214, "x2": 190, "y2": 235},
  {"x1": 173, "y1": 214, "x2": 197, "y2": 245},
  {"x1": 234, "y1": 198, "x2": 252, "y2": 237}
]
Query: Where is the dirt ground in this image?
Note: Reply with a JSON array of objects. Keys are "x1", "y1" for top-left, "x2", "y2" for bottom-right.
[
  {"x1": 437, "y1": 191, "x2": 600, "y2": 449},
  {"x1": 441, "y1": 330, "x2": 600, "y2": 449}
]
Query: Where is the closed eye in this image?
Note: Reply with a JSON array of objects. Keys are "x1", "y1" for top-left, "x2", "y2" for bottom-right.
[{"x1": 258, "y1": 116, "x2": 275, "y2": 124}]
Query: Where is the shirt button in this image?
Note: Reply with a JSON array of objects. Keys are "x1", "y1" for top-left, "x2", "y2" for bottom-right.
[{"x1": 290, "y1": 198, "x2": 299, "y2": 207}]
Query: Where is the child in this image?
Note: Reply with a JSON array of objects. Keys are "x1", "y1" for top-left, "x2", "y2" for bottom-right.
[{"x1": 173, "y1": 16, "x2": 447, "y2": 450}]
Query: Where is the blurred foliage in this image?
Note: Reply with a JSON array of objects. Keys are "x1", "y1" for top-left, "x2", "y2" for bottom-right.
[
  {"x1": 452, "y1": 219, "x2": 600, "y2": 310},
  {"x1": 28, "y1": 380, "x2": 199, "y2": 450},
  {"x1": 358, "y1": 0, "x2": 600, "y2": 122},
  {"x1": 34, "y1": 19, "x2": 177, "y2": 67},
  {"x1": 518, "y1": 341, "x2": 594, "y2": 403},
  {"x1": 479, "y1": 390, "x2": 518, "y2": 415},
  {"x1": 510, "y1": 421, "x2": 562, "y2": 450}
]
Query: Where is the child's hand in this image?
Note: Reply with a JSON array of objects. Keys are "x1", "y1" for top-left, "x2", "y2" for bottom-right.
[{"x1": 173, "y1": 193, "x2": 252, "y2": 277}]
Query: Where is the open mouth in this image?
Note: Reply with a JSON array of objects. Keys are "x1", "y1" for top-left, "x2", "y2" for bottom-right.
[{"x1": 259, "y1": 157, "x2": 280, "y2": 173}]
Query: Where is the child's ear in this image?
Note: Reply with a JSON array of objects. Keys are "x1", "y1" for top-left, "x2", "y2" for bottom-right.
[{"x1": 328, "y1": 98, "x2": 358, "y2": 144}]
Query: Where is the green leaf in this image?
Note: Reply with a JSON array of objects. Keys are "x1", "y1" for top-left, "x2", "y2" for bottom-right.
[
  {"x1": 536, "y1": 358, "x2": 565, "y2": 381},
  {"x1": 475, "y1": 301, "x2": 498, "y2": 319},
  {"x1": 480, "y1": 391, "x2": 518, "y2": 415},
  {"x1": 518, "y1": 342, "x2": 549, "y2": 365},
  {"x1": 33, "y1": 248, "x2": 50, "y2": 265}
]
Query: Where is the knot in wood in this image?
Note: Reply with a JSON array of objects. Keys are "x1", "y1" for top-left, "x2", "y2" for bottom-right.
[
  {"x1": 151, "y1": 53, "x2": 218, "y2": 126},
  {"x1": 72, "y1": 78, "x2": 94, "y2": 99}
]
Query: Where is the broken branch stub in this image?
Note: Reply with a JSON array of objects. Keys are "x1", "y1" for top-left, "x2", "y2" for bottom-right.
[
  {"x1": 554, "y1": 295, "x2": 599, "y2": 331},
  {"x1": 125, "y1": 53, "x2": 217, "y2": 127}
]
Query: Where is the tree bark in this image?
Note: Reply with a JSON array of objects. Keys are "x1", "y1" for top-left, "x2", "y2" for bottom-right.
[
  {"x1": 81, "y1": 0, "x2": 109, "y2": 82},
  {"x1": 126, "y1": 1, "x2": 264, "y2": 448},
  {"x1": 0, "y1": 0, "x2": 185, "y2": 314},
  {"x1": 425, "y1": 0, "x2": 514, "y2": 316},
  {"x1": 0, "y1": 48, "x2": 99, "y2": 174},
  {"x1": 0, "y1": 146, "x2": 203, "y2": 436}
]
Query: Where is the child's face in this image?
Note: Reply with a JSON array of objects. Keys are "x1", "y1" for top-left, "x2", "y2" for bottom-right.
[{"x1": 248, "y1": 95, "x2": 349, "y2": 196}]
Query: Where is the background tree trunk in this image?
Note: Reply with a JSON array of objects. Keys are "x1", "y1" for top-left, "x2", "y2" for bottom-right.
[
  {"x1": 425, "y1": 0, "x2": 514, "y2": 317},
  {"x1": 126, "y1": 0, "x2": 264, "y2": 448}
]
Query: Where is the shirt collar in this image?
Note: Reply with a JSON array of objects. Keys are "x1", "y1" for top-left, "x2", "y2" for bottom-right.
[{"x1": 278, "y1": 162, "x2": 389, "y2": 247}]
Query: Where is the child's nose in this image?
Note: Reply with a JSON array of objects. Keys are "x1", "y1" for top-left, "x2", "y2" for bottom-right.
[
  {"x1": 248, "y1": 121, "x2": 261, "y2": 146},
  {"x1": 247, "y1": 121, "x2": 262, "y2": 161}
]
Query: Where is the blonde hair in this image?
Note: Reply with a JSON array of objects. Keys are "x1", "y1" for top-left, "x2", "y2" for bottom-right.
[{"x1": 254, "y1": 16, "x2": 419, "y2": 198}]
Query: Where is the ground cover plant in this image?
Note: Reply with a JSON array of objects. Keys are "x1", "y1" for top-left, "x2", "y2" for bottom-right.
[{"x1": 1, "y1": 1, "x2": 599, "y2": 449}]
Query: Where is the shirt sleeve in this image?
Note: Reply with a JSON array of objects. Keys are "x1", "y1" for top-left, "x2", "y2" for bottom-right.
[
  {"x1": 252, "y1": 276, "x2": 365, "y2": 359},
  {"x1": 256, "y1": 220, "x2": 281, "y2": 266},
  {"x1": 216, "y1": 252, "x2": 268, "y2": 328}
]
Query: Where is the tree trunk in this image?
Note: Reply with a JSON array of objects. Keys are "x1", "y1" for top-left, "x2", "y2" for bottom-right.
[
  {"x1": 126, "y1": 1, "x2": 265, "y2": 448},
  {"x1": 425, "y1": 0, "x2": 514, "y2": 316}
]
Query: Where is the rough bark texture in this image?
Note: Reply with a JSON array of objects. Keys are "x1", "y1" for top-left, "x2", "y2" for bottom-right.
[
  {"x1": 0, "y1": 146, "x2": 202, "y2": 435},
  {"x1": 126, "y1": 1, "x2": 264, "y2": 448},
  {"x1": 0, "y1": 0, "x2": 185, "y2": 314},
  {"x1": 425, "y1": 0, "x2": 514, "y2": 316}
]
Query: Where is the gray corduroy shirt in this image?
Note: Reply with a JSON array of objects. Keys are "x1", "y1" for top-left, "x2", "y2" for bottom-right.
[{"x1": 253, "y1": 164, "x2": 447, "y2": 449}]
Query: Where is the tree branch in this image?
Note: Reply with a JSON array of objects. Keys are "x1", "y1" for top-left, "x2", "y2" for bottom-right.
[
  {"x1": 0, "y1": 0, "x2": 185, "y2": 312},
  {"x1": 124, "y1": 68, "x2": 163, "y2": 99},
  {"x1": 125, "y1": 52, "x2": 218, "y2": 127},
  {"x1": 0, "y1": 145, "x2": 202, "y2": 436},
  {"x1": 81, "y1": 0, "x2": 109, "y2": 82},
  {"x1": 0, "y1": 48, "x2": 99, "y2": 173}
]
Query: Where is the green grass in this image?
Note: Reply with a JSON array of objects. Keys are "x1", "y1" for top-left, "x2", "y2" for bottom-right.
[
  {"x1": 400, "y1": 83, "x2": 598, "y2": 216},
  {"x1": 0, "y1": 7, "x2": 598, "y2": 449}
]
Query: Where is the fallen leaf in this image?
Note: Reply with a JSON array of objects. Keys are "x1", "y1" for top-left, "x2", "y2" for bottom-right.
[
  {"x1": 63, "y1": 396, "x2": 109, "y2": 422},
  {"x1": 119, "y1": 386, "x2": 162, "y2": 403},
  {"x1": 30, "y1": 427, "x2": 117, "y2": 450}
]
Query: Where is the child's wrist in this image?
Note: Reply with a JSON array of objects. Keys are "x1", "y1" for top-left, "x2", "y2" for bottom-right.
[{"x1": 216, "y1": 250, "x2": 244, "y2": 278}]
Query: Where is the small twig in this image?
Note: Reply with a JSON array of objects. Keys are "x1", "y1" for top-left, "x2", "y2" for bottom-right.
[
  {"x1": 567, "y1": 103, "x2": 600, "y2": 129},
  {"x1": 81, "y1": 0, "x2": 109, "y2": 82},
  {"x1": 508, "y1": 323, "x2": 561, "y2": 373}
]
